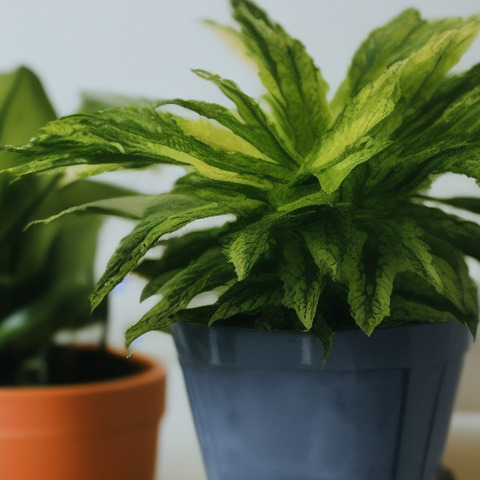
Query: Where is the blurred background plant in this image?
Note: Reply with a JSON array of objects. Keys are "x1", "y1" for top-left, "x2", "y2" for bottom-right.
[{"x1": 0, "y1": 66, "x2": 132, "y2": 385}]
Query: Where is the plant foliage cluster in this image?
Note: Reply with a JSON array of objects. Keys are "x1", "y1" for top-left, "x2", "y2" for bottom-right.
[
  {"x1": 0, "y1": 68, "x2": 130, "y2": 384},
  {"x1": 3, "y1": 1, "x2": 480, "y2": 355}
]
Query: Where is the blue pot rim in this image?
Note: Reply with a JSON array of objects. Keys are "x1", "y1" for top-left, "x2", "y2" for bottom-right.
[{"x1": 172, "y1": 322, "x2": 472, "y2": 371}]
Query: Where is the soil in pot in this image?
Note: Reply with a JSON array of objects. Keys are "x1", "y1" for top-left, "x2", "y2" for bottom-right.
[{"x1": 0, "y1": 345, "x2": 144, "y2": 386}]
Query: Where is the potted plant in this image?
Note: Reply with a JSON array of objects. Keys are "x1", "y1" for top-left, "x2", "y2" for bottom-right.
[
  {"x1": 2, "y1": 1, "x2": 480, "y2": 479},
  {"x1": 0, "y1": 66, "x2": 166, "y2": 480}
]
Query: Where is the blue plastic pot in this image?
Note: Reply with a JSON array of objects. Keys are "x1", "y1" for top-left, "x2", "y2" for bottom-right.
[{"x1": 172, "y1": 322, "x2": 470, "y2": 480}]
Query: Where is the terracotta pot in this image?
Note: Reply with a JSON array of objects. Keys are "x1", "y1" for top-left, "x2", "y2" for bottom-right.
[{"x1": 0, "y1": 348, "x2": 166, "y2": 480}]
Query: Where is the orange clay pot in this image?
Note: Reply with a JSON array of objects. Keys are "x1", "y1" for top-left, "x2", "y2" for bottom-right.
[{"x1": 0, "y1": 349, "x2": 166, "y2": 480}]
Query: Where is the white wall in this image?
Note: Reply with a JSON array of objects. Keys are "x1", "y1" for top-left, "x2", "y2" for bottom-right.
[
  {"x1": 2, "y1": 1, "x2": 479, "y2": 478},
  {"x1": 2, "y1": 0, "x2": 479, "y2": 117}
]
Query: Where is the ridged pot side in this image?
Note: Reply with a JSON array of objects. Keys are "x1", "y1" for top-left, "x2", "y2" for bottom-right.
[
  {"x1": 0, "y1": 349, "x2": 166, "y2": 480},
  {"x1": 173, "y1": 322, "x2": 470, "y2": 480}
]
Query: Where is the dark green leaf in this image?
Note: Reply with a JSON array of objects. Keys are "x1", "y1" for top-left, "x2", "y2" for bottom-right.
[
  {"x1": 279, "y1": 236, "x2": 324, "y2": 330},
  {"x1": 138, "y1": 227, "x2": 225, "y2": 300},
  {"x1": 90, "y1": 194, "x2": 235, "y2": 309},
  {"x1": 210, "y1": 273, "x2": 283, "y2": 324},
  {"x1": 126, "y1": 248, "x2": 235, "y2": 345}
]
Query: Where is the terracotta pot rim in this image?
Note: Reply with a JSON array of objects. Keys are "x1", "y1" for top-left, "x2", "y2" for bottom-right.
[{"x1": 0, "y1": 347, "x2": 165, "y2": 398}]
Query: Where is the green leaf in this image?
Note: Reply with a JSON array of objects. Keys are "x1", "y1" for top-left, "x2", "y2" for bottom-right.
[
  {"x1": 0, "y1": 67, "x2": 56, "y2": 148},
  {"x1": 90, "y1": 194, "x2": 234, "y2": 309},
  {"x1": 390, "y1": 271, "x2": 478, "y2": 337},
  {"x1": 332, "y1": 211, "x2": 449, "y2": 334},
  {"x1": 389, "y1": 295, "x2": 473, "y2": 331},
  {"x1": 430, "y1": 249, "x2": 478, "y2": 319},
  {"x1": 311, "y1": 317, "x2": 335, "y2": 366},
  {"x1": 174, "y1": 114, "x2": 275, "y2": 162},
  {"x1": 411, "y1": 204, "x2": 480, "y2": 262},
  {"x1": 126, "y1": 248, "x2": 235, "y2": 345},
  {"x1": 400, "y1": 81, "x2": 480, "y2": 185},
  {"x1": 210, "y1": 273, "x2": 283, "y2": 324},
  {"x1": 158, "y1": 247, "x2": 234, "y2": 302},
  {"x1": 316, "y1": 14, "x2": 480, "y2": 194},
  {"x1": 391, "y1": 64, "x2": 479, "y2": 146},
  {"x1": 331, "y1": 9, "x2": 422, "y2": 116},
  {"x1": 226, "y1": 214, "x2": 278, "y2": 280},
  {"x1": 389, "y1": 219, "x2": 443, "y2": 293},
  {"x1": 226, "y1": 196, "x2": 332, "y2": 283},
  {"x1": 337, "y1": 218, "x2": 397, "y2": 335},
  {"x1": 437, "y1": 141, "x2": 480, "y2": 184},
  {"x1": 158, "y1": 305, "x2": 220, "y2": 331},
  {"x1": 231, "y1": 0, "x2": 332, "y2": 155},
  {"x1": 332, "y1": 10, "x2": 480, "y2": 115},
  {"x1": 302, "y1": 61, "x2": 402, "y2": 192},
  {"x1": 365, "y1": 65, "x2": 480, "y2": 193},
  {"x1": 138, "y1": 227, "x2": 225, "y2": 300},
  {"x1": 26, "y1": 186, "x2": 146, "y2": 227},
  {"x1": 279, "y1": 237, "x2": 324, "y2": 330},
  {"x1": 2, "y1": 107, "x2": 275, "y2": 190},
  {"x1": 420, "y1": 195, "x2": 480, "y2": 215},
  {"x1": 162, "y1": 71, "x2": 298, "y2": 168},
  {"x1": 418, "y1": 71, "x2": 480, "y2": 138},
  {"x1": 366, "y1": 136, "x2": 480, "y2": 196},
  {"x1": 398, "y1": 16, "x2": 480, "y2": 107},
  {"x1": 346, "y1": 251, "x2": 398, "y2": 335},
  {"x1": 301, "y1": 217, "x2": 342, "y2": 280},
  {"x1": 173, "y1": 172, "x2": 269, "y2": 217},
  {"x1": 275, "y1": 184, "x2": 338, "y2": 214}
]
